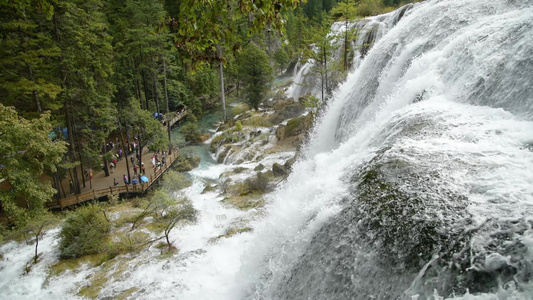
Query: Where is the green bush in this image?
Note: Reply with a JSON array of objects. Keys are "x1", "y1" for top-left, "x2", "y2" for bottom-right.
[
  {"x1": 242, "y1": 115, "x2": 273, "y2": 128},
  {"x1": 161, "y1": 170, "x2": 192, "y2": 192},
  {"x1": 180, "y1": 122, "x2": 202, "y2": 143},
  {"x1": 59, "y1": 204, "x2": 110, "y2": 259}
]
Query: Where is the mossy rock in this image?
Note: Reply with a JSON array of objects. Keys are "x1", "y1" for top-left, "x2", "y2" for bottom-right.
[
  {"x1": 233, "y1": 167, "x2": 247, "y2": 173},
  {"x1": 276, "y1": 124, "x2": 286, "y2": 140},
  {"x1": 202, "y1": 184, "x2": 217, "y2": 193},
  {"x1": 285, "y1": 114, "x2": 308, "y2": 137},
  {"x1": 242, "y1": 115, "x2": 272, "y2": 128},
  {"x1": 174, "y1": 155, "x2": 201, "y2": 172},
  {"x1": 217, "y1": 146, "x2": 230, "y2": 164},
  {"x1": 221, "y1": 194, "x2": 265, "y2": 210},
  {"x1": 269, "y1": 103, "x2": 305, "y2": 124},
  {"x1": 272, "y1": 162, "x2": 289, "y2": 177}
]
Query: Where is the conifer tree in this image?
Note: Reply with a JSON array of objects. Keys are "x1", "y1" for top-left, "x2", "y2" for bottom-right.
[
  {"x1": 52, "y1": 0, "x2": 116, "y2": 191},
  {"x1": 0, "y1": 2, "x2": 62, "y2": 118},
  {"x1": 238, "y1": 43, "x2": 274, "y2": 110}
]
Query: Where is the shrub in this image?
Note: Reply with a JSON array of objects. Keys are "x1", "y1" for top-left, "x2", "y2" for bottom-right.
[
  {"x1": 161, "y1": 170, "x2": 192, "y2": 192},
  {"x1": 242, "y1": 115, "x2": 272, "y2": 128},
  {"x1": 235, "y1": 121, "x2": 243, "y2": 131},
  {"x1": 59, "y1": 204, "x2": 110, "y2": 259},
  {"x1": 180, "y1": 122, "x2": 202, "y2": 143}
]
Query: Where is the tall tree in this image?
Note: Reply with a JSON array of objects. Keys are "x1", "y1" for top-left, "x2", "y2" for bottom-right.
[
  {"x1": 119, "y1": 99, "x2": 168, "y2": 180},
  {"x1": 238, "y1": 42, "x2": 274, "y2": 110},
  {"x1": 331, "y1": 0, "x2": 359, "y2": 72},
  {"x1": 0, "y1": 1, "x2": 62, "y2": 119},
  {"x1": 307, "y1": 15, "x2": 336, "y2": 105},
  {"x1": 52, "y1": 0, "x2": 116, "y2": 192},
  {"x1": 0, "y1": 104, "x2": 67, "y2": 225},
  {"x1": 171, "y1": 0, "x2": 306, "y2": 120}
]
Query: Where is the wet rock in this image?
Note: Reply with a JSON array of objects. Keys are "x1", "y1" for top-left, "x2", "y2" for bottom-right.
[
  {"x1": 272, "y1": 162, "x2": 289, "y2": 177},
  {"x1": 276, "y1": 125, "x2": 286, "y2": 140},
  {"x1": 174, "y1": 155, "x2": 201, "y2": 172}
]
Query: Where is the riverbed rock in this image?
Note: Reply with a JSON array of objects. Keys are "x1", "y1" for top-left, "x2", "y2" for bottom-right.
[{"x1": 272, "y1": 162, "x2": 289, "y2": 177}]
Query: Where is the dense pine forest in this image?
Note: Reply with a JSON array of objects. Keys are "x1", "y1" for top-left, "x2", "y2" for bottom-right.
[{"x1": 0, "y1": 0, "x2": 414, "y2": 231}]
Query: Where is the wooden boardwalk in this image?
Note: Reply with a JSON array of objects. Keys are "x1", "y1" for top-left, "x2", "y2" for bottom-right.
[
  {"x1": 49, "y1": 150, "x2": 180, "y2": 210},
  {"x1": 166, "y1": 109, "x2": 188, "y2": 129}
]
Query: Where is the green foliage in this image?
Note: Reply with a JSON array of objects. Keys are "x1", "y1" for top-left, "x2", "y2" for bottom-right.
[
  {"x1": 306, "y1": 14, "x2": 337, "y2": 103},
  {"x1": 120, "y1": 100, "x2": 168, "y2": 152},
  {"x1": 180, "y1": 122, "x2": 202, "y2": 144},
  {"x1": 238, "y1": 43, "x2": 274, "y2": 110},
  {"x1": 161, "y1": 199, "x2": 197, "y2": 249},
  {"x1": 0, "y1": 105, "x2": 67, "y2": 226},
  {"x1": 286, "y1": 115, "x2": 308, "y2": 136},
  {"x1": 59, "y1": 204, "x2": 110, "y2": 259},
  {"x1": 0, "y1": 1, "x2": 62, "y2": 117},
  {"x1": 171, "y1": 0, "x2": 304, "y2": 64},
  {"x1": 273, "y1": 47, "x2": 290, "y2": 74},
  {"x1": 299, "y1": 94, "x2": 320, "y2": 109},
  {"x1": 285, "y1": 7, "x2": 312, "y2": 61},
  {"x1": 235, "y1": 121, "x2": 243, "y2": 132},
  {"x1": 160, "y1": 170, "x2": 192, "y2": 192},
  {"x1": 53, "y1": 0, "x2": 118, "y2": 170},
  {"x1": 304, "y1": 0, "x2": 337, "y2": 21},
  {"x1": 357, "y1": 0, "x2": 383, "y2": 17},
  {"x1": 242, "y1": 115, "x2": 273, "y2": 128}
]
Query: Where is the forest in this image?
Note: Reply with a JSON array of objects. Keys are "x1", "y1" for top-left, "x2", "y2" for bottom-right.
[{"x1": 0, "y1": 0, "x2": 414, "y2": 228}]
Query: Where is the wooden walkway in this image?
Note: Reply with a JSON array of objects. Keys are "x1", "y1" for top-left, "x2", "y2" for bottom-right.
[
  {"x1": 49, "y1": 144, "x2": 181, "y2": 210},
  {"x1": 166, "y1": 109, "x2": 188, "y2": 129}
]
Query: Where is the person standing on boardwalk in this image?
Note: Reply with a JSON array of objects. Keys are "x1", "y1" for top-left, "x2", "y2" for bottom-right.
[{"x1": 69, "y1": 180, "x2": 74, "y2": 194}]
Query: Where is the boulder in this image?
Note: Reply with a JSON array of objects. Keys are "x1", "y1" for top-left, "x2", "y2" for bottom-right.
[{"x1": 272, "y1": 162, "x2": 289, "y2": 177}]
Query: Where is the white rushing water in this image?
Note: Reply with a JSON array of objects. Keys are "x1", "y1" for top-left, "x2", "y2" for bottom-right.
[{"x1": 2, "y1": 0, "x2": 533, "y2": 299}]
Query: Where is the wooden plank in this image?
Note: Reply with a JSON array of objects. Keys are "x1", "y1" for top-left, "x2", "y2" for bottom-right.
[{"x1": 56, "y1": 148, "x2": 180, "y2": 209}]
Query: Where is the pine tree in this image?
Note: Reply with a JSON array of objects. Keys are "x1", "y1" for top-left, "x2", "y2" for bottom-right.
[
  {"x1": 238, "y1": 43, "x2": 274, "y2": 110},
  {"x1": 52, "y1": 0, "x2": 116, "y2": 190},
  {"x1": 0, "y1": 2, "x2": 62, "y2": 118}
]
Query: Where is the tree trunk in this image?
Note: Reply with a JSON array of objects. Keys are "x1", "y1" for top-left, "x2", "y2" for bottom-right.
[
  {"x1": 102, "y1": 142, "x2": 110, "y2": 177},
  {"x1": 27, "y1": 63, "x2": 42, "y2": 113},
  {"x1": 344, "y1": 18, "x2": 348, "y2": 72},
  {"x1": 152, "y1": 71, "x2": 160, "y2": 115},
  {"x1": 52, "y1": 173, "x2": 62, "y2": 200},
  {"x1": 162, "y1": 56, "x2": 172, "y2": 155},
  {"x1": 141, "y1": 69, "x2": 150, "y2": 111},
  {"x1": 53, "y1": 12, "x2": 81, "y2": 195},
  {"x1": 323, "y1": 47, "x2": 328, "y2": 99},
  {"x1": 217, "y1": 45, "x2": 227, "y2": 121},
  {"x1": 118, "y1": 122, "x2": 131, "y2": 182}
]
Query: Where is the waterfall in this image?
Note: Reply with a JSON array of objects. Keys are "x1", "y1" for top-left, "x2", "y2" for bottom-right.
[
  {"x1": 1, "y1": 1, "x2": 532, "y2": 299},
  {"x1": 239, "y1": 0, "x2": 533, "y2": 299},
  {"x1": 286, "y1": 4, "x2": 414, "y2": 101}
]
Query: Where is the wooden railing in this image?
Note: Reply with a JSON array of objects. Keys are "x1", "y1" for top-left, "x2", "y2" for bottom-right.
[
  {"x1": 166, "y1": 109, "x2": 188, "y2": 129},
  {"x1": 52, "y1": 150, "x2": 180, "y2": 210}
]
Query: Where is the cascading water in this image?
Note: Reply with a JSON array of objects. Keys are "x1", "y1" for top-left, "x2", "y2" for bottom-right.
[
  {"x1": 237, "y1": 0, "x2": 533, "y2": 299},
  {"x1": 286, "y1": 4, "x2": 413, "y2": 101},
  {"x1": 1, "y1": 1, "x2": 532, "y2": 299}
]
